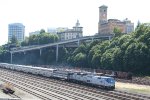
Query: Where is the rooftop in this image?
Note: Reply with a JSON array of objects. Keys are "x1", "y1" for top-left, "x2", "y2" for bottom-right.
[{"x1": 99, "y1": 5, "x2": 108, "y2": 8}]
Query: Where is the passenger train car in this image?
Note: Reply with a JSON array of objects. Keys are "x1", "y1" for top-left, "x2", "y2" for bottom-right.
[{"x1": 0, "y1": 63, "x2": 115, "y2": 90}]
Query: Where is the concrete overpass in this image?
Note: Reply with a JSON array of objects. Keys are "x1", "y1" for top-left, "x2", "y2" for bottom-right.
[{"x1": 10, "y1": 35, "x2": 113, "y2": 63}]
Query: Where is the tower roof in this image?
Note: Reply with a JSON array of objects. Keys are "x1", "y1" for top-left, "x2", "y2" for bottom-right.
[
  {"x1": 76, "y1": 20, "x2": 80, "y2": 27},
  {"x1": 73, "y1": 20, "x2": 83, "y2": 28},
  {"x1": 99, "y1": 5, "x2": 108, "y2": 8}
]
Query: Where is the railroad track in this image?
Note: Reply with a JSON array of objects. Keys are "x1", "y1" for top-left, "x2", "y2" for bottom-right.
[
  {"x1": 16, "y1": 70, "x2": 150, "y2": 100},
  {"x1": 0, "y1": 78, "x2": 54, "y2": 100},
  {"x1": 0, "y1": 68, "x2": 113, "y2": 100},
  {"x1": 4, "y1": 77, "x2": 109, "y2": 100},
  {"x1": 0, "y1": 68, "x2": 150, "y2": 100},
  {"x1": 8, "y1": 94, "x2": 21, "y2": 100}
]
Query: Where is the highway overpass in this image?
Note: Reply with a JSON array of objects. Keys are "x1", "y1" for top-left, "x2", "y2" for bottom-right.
[{"x1": 10, "y1": 35, "x2": 113, "y2": 63}]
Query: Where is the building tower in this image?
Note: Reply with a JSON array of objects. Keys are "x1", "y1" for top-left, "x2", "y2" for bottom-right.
[
  {"x1": 73, "y1": 20, "x2": 83, "y2": 38},
  {"x1": 98, "y1": 5, "x2": 108, "y2": 33},
  {"x1": 8, "y1": 23, "x2": 25, "y2": 43}
]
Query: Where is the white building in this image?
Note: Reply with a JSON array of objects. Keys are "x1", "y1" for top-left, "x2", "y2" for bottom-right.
[
  {"x1": 56, "y1": 27, "x2": 68, "y2": 33},
  {"x1": 47, "y1": 28, "x2": 57, "y2": 34},
  {"x1": 124, "y1": 18, "x2": 134, "y2": 34},
  {"x1": 57, "y1": 20, "x2": 83, "y2": 41},
  {"x1": 8, "y1": 23, "x2": 25, "y2": 42}
]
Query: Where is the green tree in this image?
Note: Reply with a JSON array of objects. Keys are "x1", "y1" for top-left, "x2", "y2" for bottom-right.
[
  {"x1": 40, "y1": 48, "x2": 56, "y2": 64},
  {"x1": 26, "y1": 33, "x2": 59, "y2": 45},
  {"x1": 10, "y1": 35, "x2": 20, "y2": 47},
  {"x1": 40, "y1": 29, "x2": 46, "y2": 34},
  {"x1": 101, "y1": 48, "x2": 115, "y2": 70},
  {"x1": 39, "y1": 33, "x2": 59, "y2": 44},
  {"x1": 21, "y1": 37, "x2": 29, "y2": 46},
  {"x1": 88, "y1": 41, "x2": 110, "y2": 68},
  {"x1": 123, "y1": 42, "x2": 149, "y2": 72},
  {"x1": 133, "y1": 23, "x2": 150, "y2": 38},
  {"x1": 28, "y1": 34, "x2": 38, "y2": 45},
  {"x1": 73, "y1": 44, "x2": 87, "y2": 55},
  {"x1": 0, "y1": 46, "x2": 10, "y2": 63},
  {"x1": 113, "y1": 27, "x2": 122, "y2": 37},
  {"x1": 111, "y1": 47, "x2": 124, "y2": 70},
  {"x1": 136, "y1": 23, "x2": 150, "y2": 47},
  {"x1": 73, "y1": 53, "x2": 87, "y2": 67},
  {"x1": 58, "y1": 47, "x2": 68, "y2": 62},
  {"x1": 136, "y1": 20, "x2": 141, "y2": 28}
]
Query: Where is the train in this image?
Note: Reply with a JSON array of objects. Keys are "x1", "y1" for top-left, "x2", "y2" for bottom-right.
[{"x1": 0, "y1": 63, "x2": 115, "y2": 90}]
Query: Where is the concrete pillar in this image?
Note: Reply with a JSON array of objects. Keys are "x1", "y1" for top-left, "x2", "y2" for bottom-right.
[
  {"x1": 24, "y1": 52, "x2": 26, "y2": 65},
  {"x1": 91, "y1": 37, "x2": 94, "y2": 42},
  {"x1": 77, "y1": 40, "x2": 80, "y2": 46},
  {"x1": 109, "y1": 36, "x2": 111, "y2": 40},
  {"x1": 56, "y1": 44, "x2": 59, "y2": 62},
  {"x1": 40, "y1": 49, "x2": 42, "y2": 56},
  {"x1": 10, "y1": 52, "x2": 13, "y2": 64}
]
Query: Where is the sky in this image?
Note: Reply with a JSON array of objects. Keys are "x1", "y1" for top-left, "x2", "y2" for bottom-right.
[{"x1": 0, "y1": 0, "x2": 150, "y2": 45}]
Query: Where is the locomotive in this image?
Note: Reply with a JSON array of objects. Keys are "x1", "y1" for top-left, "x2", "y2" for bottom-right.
[{"x1": 0, "y1": 63, "x2": 115, "y2": 90}]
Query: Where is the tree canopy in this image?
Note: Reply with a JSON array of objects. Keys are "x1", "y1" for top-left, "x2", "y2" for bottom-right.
[
  {"x1": 21, "y1": 31, "x2": 59, "y2": 46},
  {"x1": 67, "y1": 23, "x2": 150, "y2": 75}
]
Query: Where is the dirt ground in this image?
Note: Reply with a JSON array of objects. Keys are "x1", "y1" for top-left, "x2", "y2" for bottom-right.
[
  {"x1": 116, "y1": 82, "x2": 150, "y2": 95},
  {"x1": 14, "y1": 87, "x2": 42, "y2": 100},
  {"x1": 0, "y1": 80, "x2": 41, "y2": 100}
]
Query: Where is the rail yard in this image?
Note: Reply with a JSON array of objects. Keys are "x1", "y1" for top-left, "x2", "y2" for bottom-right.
[{"x1": 0, "y1": 64, "x2": 149, "y2": 100}]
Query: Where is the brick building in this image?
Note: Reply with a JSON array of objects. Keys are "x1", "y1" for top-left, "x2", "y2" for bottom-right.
[{"x1": 98, "y1": 5, "x2": 134, "y2": 34}]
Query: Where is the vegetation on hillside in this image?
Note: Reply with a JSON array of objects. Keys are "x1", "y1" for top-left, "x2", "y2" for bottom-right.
[
  {"x1": 67, "y1": 23, "x2": 150, "y2": 74},
  {"x1": 0, "y1": 24, "x2": 150, "y2": 75}
]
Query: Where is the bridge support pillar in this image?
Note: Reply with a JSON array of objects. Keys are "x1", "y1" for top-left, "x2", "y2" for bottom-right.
[
  {"x1": 56, "y1": 44, "x2": 59, "y2": 62},
  {"x1": 109, "y1": 36, "x2": 111, "y2": 40},
  {"x1": 10, "y1": 52, "x2": 13, "y2": 64},
  {"x1": 77, "y1": 40, "x2": 80, "y2": 46},
  {"x1": 24, "y1": 52, "x2": 26, "y2": 64},
  {"x1": 40, "y1": 49, "x2": 42, "y2": 56},
  {"x1": 91, "y1": 37, "x2": 94, "y2": 42}
]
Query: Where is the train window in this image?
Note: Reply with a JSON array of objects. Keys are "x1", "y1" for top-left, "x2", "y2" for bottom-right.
[{"x1": 106, "y1": 78, "x2": 115, "y2": 83}]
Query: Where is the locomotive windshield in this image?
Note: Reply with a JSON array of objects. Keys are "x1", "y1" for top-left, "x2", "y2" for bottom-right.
[{"x1": 106, "y1": 78, "x2": 115, "y2": 84}]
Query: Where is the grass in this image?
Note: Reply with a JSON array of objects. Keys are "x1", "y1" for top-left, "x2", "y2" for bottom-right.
[
  {"x1": 122, "y1": 87, "x2": 150, "y2": 94},
  {"x1": 116, "y1": 82, "x2": 150, "y2": 95},
  {"x1": 145, "y1": 76, "x2": 150, "y2": 79}
]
